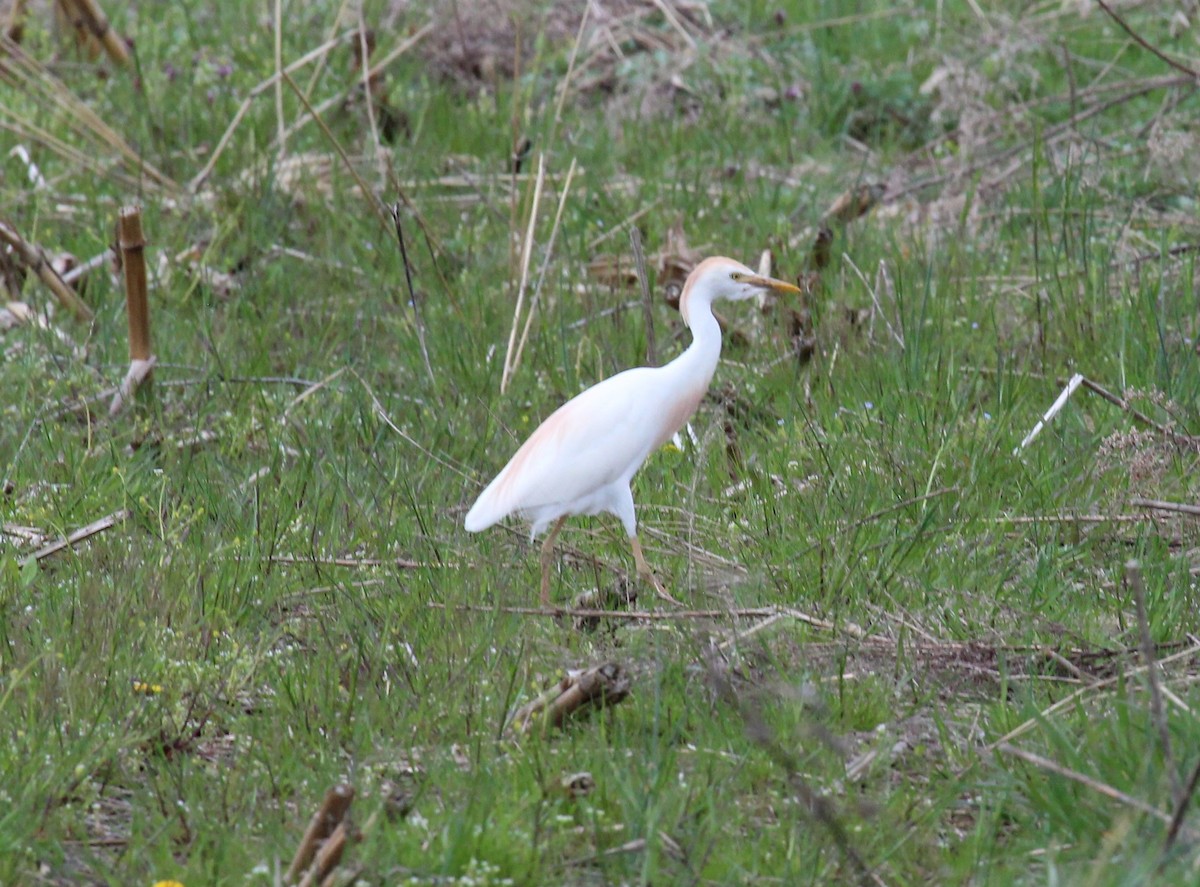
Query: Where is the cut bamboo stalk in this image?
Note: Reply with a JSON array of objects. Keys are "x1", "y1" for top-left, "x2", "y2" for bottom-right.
[
  {"x1": 109, "y1": 205, "x2": 154, "y2": 416},
  {"x1": 119, "y1": 206, "x2": 150, "y2": 360},
  {"x1": 0, "y1": 220, "x2": 94, "y2": 321}
]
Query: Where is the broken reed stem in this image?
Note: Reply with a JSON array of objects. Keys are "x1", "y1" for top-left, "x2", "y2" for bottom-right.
[
  {"x1": 118, "y1": 206, "x2": 151, "y2": 361},
  {"x1": 286, "y1": 784, "x2": 355, "y2": 885},
  {"x1": 630, "y1": 226, "x2": 656, "y2": 365},
  {"x1": 511, "y1": 156, "x2": 577, "y2": 384},
  {"x1": 997, "y1": 742, "x2": 1174, "y2": 826},
  {"x1": 1127, "y1": 559, "x2": 1181, "y2": 808},
  {"x1": 297, "y1": 822, "x2": 349, "y2": 887},
  {"x1": 6, "y1": 0, "x2": 28, "y2": 41},
  {"x1": 500, "y1": 152, "x2": 545, "y2": 394},
  {"x1": 0, "y1": 220, "x2": 94, "y2": 321},
  {"x1": 62, "y1": 0, "x2": 129, "y2": 66}
]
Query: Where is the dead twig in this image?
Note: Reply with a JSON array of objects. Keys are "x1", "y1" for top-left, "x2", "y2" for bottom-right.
[
  {"x1": 24, "y1": 508, "x2": 131, "y2": 565},
  {"x1": 1131, "y1": 498, "x2": 1200, "y2": 518},
  {"x1": 1096, "y1": 0, "x2": 1199, "y2": 79},
  {"x1": 389, "y1": 203, "x2": 435, "y2": 388},
  {"x1": 1164, "y1": 757, "x2": 1200, "y2": 854}
]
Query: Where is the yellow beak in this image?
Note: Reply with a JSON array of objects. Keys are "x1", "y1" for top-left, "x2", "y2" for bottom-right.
[{"x1": 744, "y1": 274, "x2": 802, "y2": 295}]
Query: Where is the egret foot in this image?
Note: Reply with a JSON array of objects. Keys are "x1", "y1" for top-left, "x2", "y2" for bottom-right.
[{"x1": 630, "y1": 535, "x2": 683, "y2": 606}]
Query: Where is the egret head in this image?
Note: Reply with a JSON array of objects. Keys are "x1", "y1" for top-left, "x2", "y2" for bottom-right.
[{"x1": 679, "y1": 256, "x2": 801, "y2": 325}]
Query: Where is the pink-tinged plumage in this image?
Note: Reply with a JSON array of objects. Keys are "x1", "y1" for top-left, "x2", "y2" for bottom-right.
[{"x1": 465, "y1": 256, "x2": 801, "y2": 606}]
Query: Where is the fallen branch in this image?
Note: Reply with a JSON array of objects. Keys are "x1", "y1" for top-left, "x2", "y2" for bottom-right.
[
  {"x1": 510, "y1": 662, "x2": 631, "y2": 734},
  {"x1": 24, "y1": 508, "x2": 131, "y2": 565}
]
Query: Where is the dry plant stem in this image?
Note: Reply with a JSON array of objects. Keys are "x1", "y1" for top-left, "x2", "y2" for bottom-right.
[
  {"x1": 1015, "y1": 373, "x2": 1084, "y2": 452},
  {"x1": 1077, "y1": 377, "x2": 1194, "y2": 443},
  {"x1": 389, "y1": 204, "x2": 435, "y2": 387},
  {"x1": 997, "y1": 743, "x2": 1174, "y2": 827},
  {"x1": 510, "y1": 662, "x2": 632, "y2": 733},
  {"x1": 118, "y1": 206, "x2": 151, "y2": 361},
  {"x1": 108, "y1": 357, "x2": 155, "y2": 416},
  {"x1": 273, "y1": 0, "x2": 286, "y2": 153},
  {"x1": 630, "y1": 226, "x2": 656, "y2": 365},
  {"x1": 512, "y1": 158, "x2": 578, "y2": 382},
  {"x1": 1131, "y1": 498, "x2": 1200, "y2": 518},
  {"x1": 298, "y1": 822, "x2": 348, "y2": 887},
  {"x1": 280, "y1": 72, "x2": 389, "y2": 229},
  {"x1": 0, "y1": 220, "x2": 94, "y2": 321},
  {"x1": 1096, "y1": 0, "x2": 1199, "y2": 78},
  {"x1": 426, "y1": 602, "x2": 860, "y2": 635},
  {"x1": 1127, "y1": 559, "x2": 1181, "y2": 807},
  {"x1": 6, "y1": 0, "x2": 28, "y2": 41},
  {"x1": 1, "y1": 36, "x2": 176, "y2": 191},
  {"x1": 286, "y1": 784, "x2": 354, "y2": 885},
  {"x1": 265, "y1": 554, "x2": 427, "y2": 569},
  {"x1": 24, "y1": 508, "x2": 130, "y2": 565},
  {"x1": 500, "y1": 153, "x2": 546, "y2": 395},
  {"x1": 186, "y1": 28, "x2": 357, "y2": 191},
  {"x1": 63, "y1": 0, "x2": 129, "y2": 66},
  {"x1": 988, "y1": 642, "x2": 1200, "y2": 750},
  {"x1": 1164, "y1": 757, "x2": 1200, "y2": 854}
]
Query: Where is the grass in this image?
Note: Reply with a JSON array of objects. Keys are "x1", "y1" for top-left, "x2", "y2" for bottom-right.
[{"x1": 2, "y1": 0, "x2": 1200, "y2": 884}]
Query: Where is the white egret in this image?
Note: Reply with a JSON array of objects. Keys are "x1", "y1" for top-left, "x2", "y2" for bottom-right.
[{"x1": 466, "y1": 256, "x2": 801, "y2": 607}]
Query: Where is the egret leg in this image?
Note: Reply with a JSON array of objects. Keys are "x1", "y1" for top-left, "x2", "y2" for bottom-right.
[
  {"x1": 539, "y1": 516, "x2": 567, "y2": 608},
  {"x1": 630, "y1": 535, "x2": 683, "y2": 606}
]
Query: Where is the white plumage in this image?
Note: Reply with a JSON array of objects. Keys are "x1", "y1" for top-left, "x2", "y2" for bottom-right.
[{"x1": 466, "y1": 256, "x2": 801, "y2": 607}]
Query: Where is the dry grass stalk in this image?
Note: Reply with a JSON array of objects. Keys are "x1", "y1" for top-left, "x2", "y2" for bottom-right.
[
  {"x1": 509, "y1": 157, "x2": 577, "y2": 389},
  {"x1": 0, "y1": 35, "x2": 175, "y2": 192},
  {"x1": 6, "y1": 0, "x2": 28, "y2": 42},
  {"x1": 1131, "y1": 498, "x2": 1200, "y2": 518},
  {"x1": 23, "y1": 507, "x2": 130, "y2": 565},
  {"x1": 500, "y1": 152, "x2": 546, "y2": 395},
  {"x1": 0, "y1": 219, "x2": 94, "y2": 321},
  {"x1": 286, "y1": 784, "x2": 355, "y2": 885},
  {"x1": 57, "y1": 0, "x2": 130, "y2": 66},
  {"x1": 510, "y1": 662, "x2": 632, "y2": 734},
  {"x1": 997, "y1": 742, "x2": 1178, "y2": 828}
]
